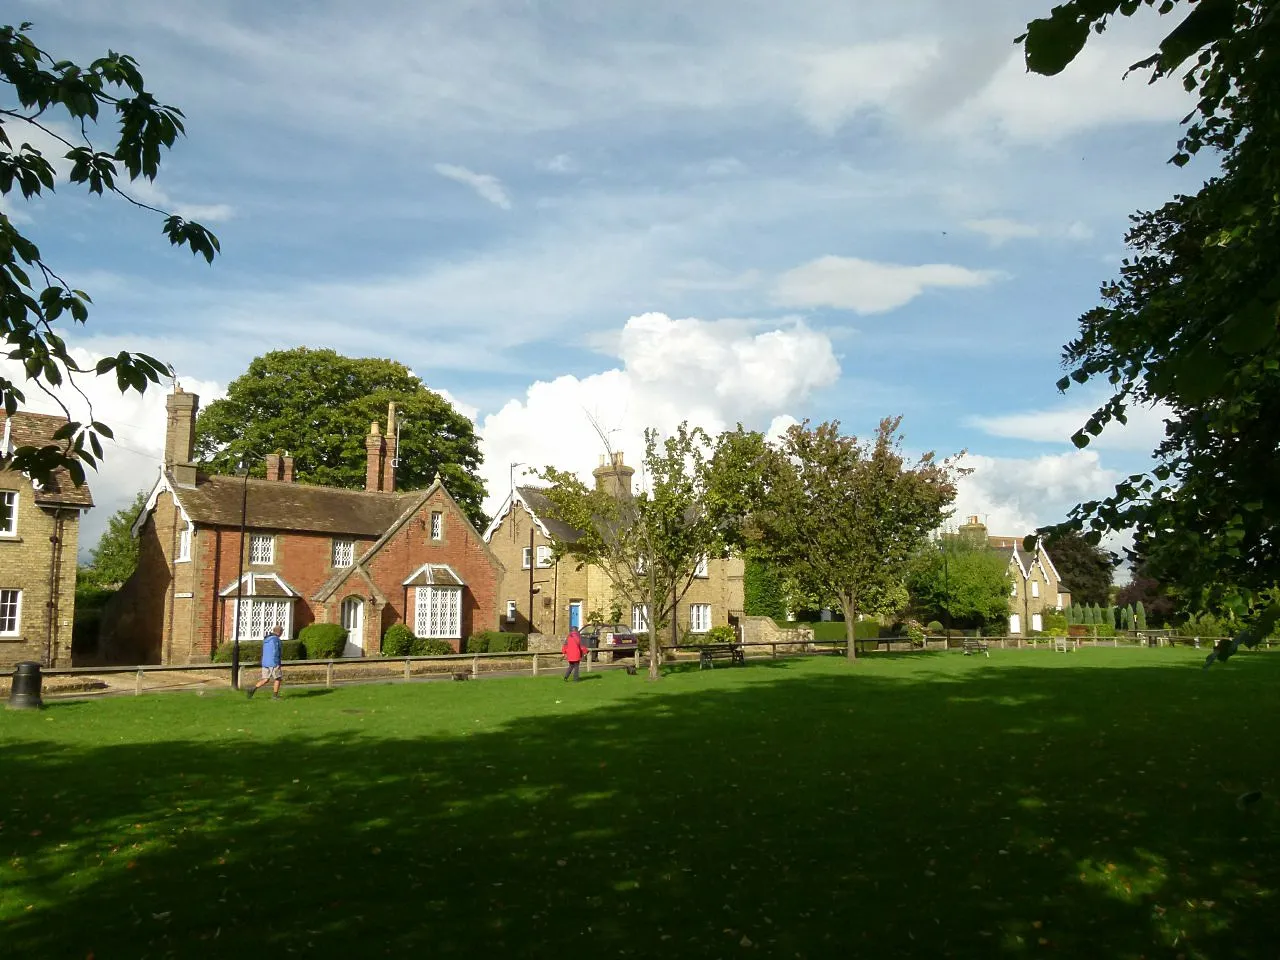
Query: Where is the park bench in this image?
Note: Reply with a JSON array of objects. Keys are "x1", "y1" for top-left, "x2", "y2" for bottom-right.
[
  {"x1": 699, "y1": 643, "x2": 746, "y2": 669},
  {"x1": 962, "y1": 638, "x2": 989, "y2": 658},
  {"x1": 1053, "y1": 637, "x2": 1072, "y2": 653}
]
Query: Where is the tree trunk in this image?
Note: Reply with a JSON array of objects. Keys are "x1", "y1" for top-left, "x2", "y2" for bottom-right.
[
  {"x1": 841, "y1": 591, "x2": 858, "y2": 661},
  {"x1": 647, "y1": 568, "x2": 660, "y2": 682}
]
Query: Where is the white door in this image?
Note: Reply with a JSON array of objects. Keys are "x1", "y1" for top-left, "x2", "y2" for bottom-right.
[
  {"x1": 341, "y1": 598, "x2": 365, "y2": 657},
  {"x1": 1009, "y1": 613, "x2": 1021, "y2": 636}
]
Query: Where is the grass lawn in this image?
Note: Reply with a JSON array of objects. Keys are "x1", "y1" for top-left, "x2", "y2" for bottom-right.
[{"x1": 2, "y1": 649, "x2": 1278, "y2": 958}]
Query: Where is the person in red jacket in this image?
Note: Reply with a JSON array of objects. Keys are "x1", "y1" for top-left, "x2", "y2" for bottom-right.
[{"x1": 562, "y1": 627, "x2": 585, "y2": 682}]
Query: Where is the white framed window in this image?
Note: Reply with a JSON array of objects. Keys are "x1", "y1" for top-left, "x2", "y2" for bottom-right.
[
  {"x1": 430, "y1": 511, "x2": 443, "y2": 541},
  {"x1": 1031, "y1": 613, "x2": 1043, "y2": 632},
  {"x1": 631, "y1": 603, "x2": 649, "y2": 633},
  {"x1": 505, "y1": 600, "x2": 517, "y2": 623},
  {"x1": 1010, "y1": 580, "x2": 1017, "y2": 598},
  {"x1": 332, "y1": 538, "x2": 355, "y2": 568},
  {"x1": 0, "y1": 491, "x2": 16, "y2": 537},
  {"x1": 1031, "y1": 580, "x2": 1040, "y2": 599},
  {"x1": 415, "y1": 586, "x2": 462, "y2": 639},
  {"x1": 249, "y1": 534, "x2": 274, "y2": 565},
  {"x1": 0, "y1": 588, "x2": 20, "y2": 635},
  {"x1": 635, "y1": 555, "x2": 647, "y2": 574},
  {"x1": 690, "y1": 603, "x2": 711, "y2": 633},
  {"x1": 235, "y1": 598, "x2": 292, "y2": 641},
  {"x1": 522, "y1": 546, "x2": 532, "y2": 569},
  {"x1": 536, "y1": 545, "x2": 553, "y2": 568},
  {"x1": 176, "y1": 523, "x2": 192, "y2": 562},
  {"x1": 694, "y1": 555, "x2": 709, "y2": 578}
]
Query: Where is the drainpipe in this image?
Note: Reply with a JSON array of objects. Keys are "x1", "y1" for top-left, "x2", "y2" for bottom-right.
[{"x1": 44, "y1": 509, "x2": 66, "y2": 667}]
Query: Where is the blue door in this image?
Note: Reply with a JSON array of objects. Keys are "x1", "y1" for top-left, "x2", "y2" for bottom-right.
[{"x1": 569, "y1": 602, "x2": 582, "y2": 630}]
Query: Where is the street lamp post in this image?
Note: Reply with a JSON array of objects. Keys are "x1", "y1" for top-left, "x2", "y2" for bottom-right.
[
  {"x1": 230, "y1": 456, "x2": 251, "y2": 690},
  {"x1": 942, "y1": 537, "x2": 952, "y2": 649}
]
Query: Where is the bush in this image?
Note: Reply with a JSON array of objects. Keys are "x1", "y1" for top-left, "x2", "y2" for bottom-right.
[
  {"x1": 926, "y1": 620, "x2": 944, "y2": 634},
  {"x1": 212, "y1": 639, "x2": 305, "y2": 663},
  {"x1": 298, "y1": 623, "x2": 348, "y2": 659},
  {"x1": 411, "y1": 637, "x2": 455, "y2": 656},
  {"x1": 469, "y1": 631, "x2": 527, "y2": 653},
  {"x1": 381, "y1": 624, "x2": 415, "y2": 656},
  {"x1": 1094, "y1": 623, "x2": 1116, "y2": 638},
  {"x1": 1040, "y1": 609, "x2": 1069, "y2": 634},
  {"x1": 467, "y1": 633, "x2": 489, "y2": 654},
  {"x1": 903, "y1": 619, "x2": 925, "y2": 644},
  {"x1": 981, "y1": 622, "x2": 1007, "y2": 637}
]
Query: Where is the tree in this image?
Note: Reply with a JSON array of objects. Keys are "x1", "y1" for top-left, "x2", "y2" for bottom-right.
[
  {"x1": 747, "y1": 417, "x2": 961, "y2": 660},
  {"x1": 906, "y1": 539, "x2": 1012, "y2": 631},
  {"x1": 194, "y1": 348, "x2": 486, "y2": 526},
  {"x1": 1020, "y1": 1, "x2": 1280, "y2": 657},
  {"x1": 1043, "y1": 530, "x2": 1115, "y2": 607},
  {"x1": 743, "y1": 557, "x2": 788, "y2": 620},
  {"x1": 540, "y1": 422, "x2": 727, "y2": 682},
  {"x1": 82, "y1": 488, "x2": 148, "y2": 587},
  {"x1": 1, "y1": 22, "x2": 220, "y2": 486}
]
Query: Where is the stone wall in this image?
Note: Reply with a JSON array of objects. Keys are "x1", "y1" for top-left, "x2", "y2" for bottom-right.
[{"x1": 741, "y1": 615, "x2": 813, "y2": 653}]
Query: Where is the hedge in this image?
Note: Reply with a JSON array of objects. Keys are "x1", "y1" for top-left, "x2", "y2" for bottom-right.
[
  {"x1": 297, "y1": 623, "x2": 348, "y2": 659},
  {"x1": 468, "y1": 631, "x2": 527, "y2": 653},
  {"x1": 212, "y1": 639, "x2": 305, "y2": 663},
  {"x1": 411, "y1": 637, "x2": 455, "y2": 656},
  {"x1": 381, "y1": 624, "x2": 415, "y2": 656}
]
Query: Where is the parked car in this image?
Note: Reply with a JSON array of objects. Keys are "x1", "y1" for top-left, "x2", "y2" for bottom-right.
[{"x1": 578, "y1": 622, "x2": 639, "y2": 661}]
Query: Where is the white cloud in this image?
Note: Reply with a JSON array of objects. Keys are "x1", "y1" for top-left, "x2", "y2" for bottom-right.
[
  {"x1": 797, "y1": 38, "x2": 942, "y2": 134},
  {"x1": 964, "y1": 218, "x2": 1040, "y2": 245},
  {"x1": 477, "y1": 312, "x2": 839, "y2": 515},
  {"x1": 952, "y1": 449, "x2": 1119, "y2": 538},
  {"x1": 107, "y1": 171, "x2": 235, "y2": 222},
  {"x1": 432, "y1": 387, "x2": 478, "y2": 423},
  {"x1": 968, "y1": 401, "x2": 1172, "y2": 452},
  {"x1": 773, "y1": 255, "x2": 1001, "y2": 313},
  {"x1": 541, "y1": 153, "x2": 577, "y2": 174},
  {"x1": 433, "y1": 163, "x2": 512, "y2": 209}
]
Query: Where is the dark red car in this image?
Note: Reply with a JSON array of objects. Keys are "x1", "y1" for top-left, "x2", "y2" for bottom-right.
[{"x1": 578, "y1": 622, "x2": 639, "y2": 662}]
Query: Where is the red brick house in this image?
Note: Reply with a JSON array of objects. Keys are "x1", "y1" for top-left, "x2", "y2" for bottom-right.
[{"x1": 99, "y1": 388, "x2": 502, "y2": 664}]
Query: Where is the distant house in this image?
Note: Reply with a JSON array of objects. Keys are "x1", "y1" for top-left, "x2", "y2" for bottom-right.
[
  {"x1": 0, "y1": 411, "x2": 94, "y2": 668},
  {"x1": 956, "y1": 515, "x2": 1071, "y2": 635},
  {"x1": 99, "y1": 389, "x2": 502, "y2": 664},
  {"x1": 483, "y1": 453, "x2": 745, "y2": 641}
]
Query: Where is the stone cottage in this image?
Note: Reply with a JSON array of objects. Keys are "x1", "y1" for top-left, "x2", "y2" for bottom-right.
[
  {"x1": 957, "y1": 515, "x2": 1072, "y2": 635},
  {"x1": 100, "y1": 388, "x2": 502, "y2": 664}
]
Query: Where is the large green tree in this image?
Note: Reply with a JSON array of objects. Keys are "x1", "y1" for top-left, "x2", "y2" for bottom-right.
[
  {"x1": 195, "y1": 348, "x2": 486, "y2": 526},
  {"x1": 747, "y1": 417, "x2": 960, "y2": 660},
  {"x1": 1, "y1": 22, "x2": 219, "y2": 485},
  {"x1": 906, "y1": 539, "x2": 1012, "y2": 631},
  {"x1": 82, "y1": 488, "x2": 149, "y2": 587},
  {"x1": 1020, "y1": 1, "x2": 1280, "y2": 657},
  {"x1": 1042, "y1": 530, "x2": 1115, "y2": 607}
]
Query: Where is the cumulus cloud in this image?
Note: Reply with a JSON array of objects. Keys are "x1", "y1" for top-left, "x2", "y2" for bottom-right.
[
  {"x1": 773, "y1": 255, "x2": 1001, "y2": 313},
  {"x1": 125, "y1": 178, "x2": 236, "y2": 222},
  {"x1": 968, "y1": 401, "x2": 1172, "y2": 452},
  {"x1": 433, "y1": 163, "x2": 512, "y2": 209},
  {"x1": 964, "y1": 217, "x2": 1097, "y2": 246},
  {"x1": 476, "y1": 313, "x2": 839, "y2": 515},
  {"x1": 952, "y1": 449, "x2": 1119, "y2": 539}
]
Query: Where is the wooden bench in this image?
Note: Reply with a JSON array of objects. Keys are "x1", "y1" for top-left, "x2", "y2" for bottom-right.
[
  {"x1": 962, "y1": 638, "x2": 989, "y2": 658},
  {"x1": 1053, "y1": 637, "x2": 1072, "y2": 653},
  {"x1": 699, "y1": 644, "x2": 746, "y2": 669}
]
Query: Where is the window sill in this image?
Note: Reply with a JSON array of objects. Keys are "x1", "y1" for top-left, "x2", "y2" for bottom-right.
[
  {"x1": 0, "y1": 536, "x2": 22, "y2": 544},
  {"x1": 0, "y1": 635, "x2": 22, "y2": 642}
]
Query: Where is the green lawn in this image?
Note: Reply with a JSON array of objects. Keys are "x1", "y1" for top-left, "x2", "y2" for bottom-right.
[{"x1": 2, "y1": 649, "x2": 1278, "y2": 958}]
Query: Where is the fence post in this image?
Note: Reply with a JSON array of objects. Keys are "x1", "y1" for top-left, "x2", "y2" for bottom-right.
[
  {"x1": 532, "y1": 652, "x2": 539, "y2": 677},
  {"x1": 404, "y1": 658, "x2": 411, "y2": 680},
  {"x1": 326, "y1": 661, "x2": 333, "y2": 688},
  {"x1": 135, "y1": 667, "x2": 144, "y2": 696},
  {"x1": 771, "y1": 643, "x2": 777, "y2": 659},
  {"x1": 634, "y1": 646, "x2": 640, "y2": 670},
  {"x1": 584, "y1": 652, "x2": 593, "y2": 673},
  {"x1": 472, "y1": 655, "x2": 479, "y2": 679}
]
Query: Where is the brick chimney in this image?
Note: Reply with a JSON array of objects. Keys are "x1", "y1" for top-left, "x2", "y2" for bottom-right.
[
  {"x1": 264, "y1": 453, "x2": 283, "y2": 481},
  {"x1": 365, "y1": 422, "x2": 385, "y2": 492},
  {"x1": 380, "y1": 401, "x2": 398, "y2": 494},
  {"x1": 165, "y1": 387, "x2": 199, "y2": 487},
  {"x1": 592, "y1": 451, "x2": 635, "y2": 499},
  {"x1": 281, "y1": 454, "x2": 295, "y2": 483}
]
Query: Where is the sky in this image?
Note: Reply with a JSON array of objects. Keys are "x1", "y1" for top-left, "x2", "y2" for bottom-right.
[{"x1": 5, "y1": 0, "x2": 1206, "y2": 559}]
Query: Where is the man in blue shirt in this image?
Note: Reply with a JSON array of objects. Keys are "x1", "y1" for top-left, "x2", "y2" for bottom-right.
[{"x1": 246, "y1": 624, "x2": 285, "y2": 700}]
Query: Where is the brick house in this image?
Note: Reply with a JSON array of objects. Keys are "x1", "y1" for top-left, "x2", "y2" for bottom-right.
[
  {"x1": 99, "y1": 388, "x2": 502, "y2": 664},
  {"x1": 957, "y1": 516, "x2": 1072, "y2": 635},
  {"x1": 0, "y1": 412, "x2": 93, "y2": 668},
  {"x1": 483, "y1": 453, "x2": 745, "y2": 642}
]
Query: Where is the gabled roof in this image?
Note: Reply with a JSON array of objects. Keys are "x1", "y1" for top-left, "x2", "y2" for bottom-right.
[
  {"x1": 219, "y1": 572, "x2": 301, "y2": 598},
  {"x1": 402, "y1": 563, "x2": 465, "y2": 587},
  {"x1": 0, "y1": 411, "x2": 95, "y2": 508},
  {"x1": 483, "y1": 485, "x2": 583, "y2": 544}
]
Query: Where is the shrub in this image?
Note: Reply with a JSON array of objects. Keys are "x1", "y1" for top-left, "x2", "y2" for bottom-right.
[
  {"x1": 411, "y1": 637, "x2": 455, "y2": 656},
  {"x1": 381, "y1": 624, "x2": 415, "y2": 656},
  {"x1": 298, "y1": 623, "x2": 348, "y2": 659},
  {"x1": 1041, "y1": 609, "x2": 1069, "y2": 634},
  {"x1": 467, "y1": 634, "x2": 489, "y2": 654},
  {"x1": 926, "y1": 620, "x2": 944, "y2": 634},
  {"x1": 700, "y1": 624, "x2": 736, "y2": 645},
  {"x1": 1095, "y1": 623, "x2": 1116, "y2": 638},
  {"x1": 903, "y1": 619, "x2": 925, "y2": 644},
  {"x1": 212, "y1": 639, "x2": 305, "y2": 663},
  {"x1": 981, "y1": 622, "x2": 1007, "y2": 637},
  {"x1": 469, "y1": 631, "x2": 526, "y2": 653}
]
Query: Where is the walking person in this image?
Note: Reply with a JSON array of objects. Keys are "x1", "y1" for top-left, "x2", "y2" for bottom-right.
[
  {"x1": 562, "y1": 626, "x2": 585, "y2": 682},
  {"x1": 247, "y1": 624, "x2": 285, "y2": 699}
]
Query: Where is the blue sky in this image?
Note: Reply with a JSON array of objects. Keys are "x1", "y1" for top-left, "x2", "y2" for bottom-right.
[{"x1": 5, "y1": 0, "x2": 1205, "y2": 551}]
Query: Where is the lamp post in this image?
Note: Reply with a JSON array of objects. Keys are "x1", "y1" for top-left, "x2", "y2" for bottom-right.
[
  {"x1": 942, "y1": 534, "x2": 952, "y2": 648},
  {"x1": 230, "y1": 456, "x2": 251, "y2": 690}
]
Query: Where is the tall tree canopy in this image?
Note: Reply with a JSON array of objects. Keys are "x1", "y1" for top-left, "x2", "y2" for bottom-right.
[
  {"x1": 1043, "y1": 531, "x2": 1115, "y2": 607},
  {"x1": 1021, "y1": 0, "x2": 1280, "y2": 655},
  {"x1": 1, "y1": 22, "x2": 219, "y2": 485},
  {"x1": 747, "y1": 417, "x2": 960, "y2": 659},
  {"x1": 82, "y1": 488, "x2": 149, "y2": 588},
  {"x1": 195, "y1": 349, "x2": 487, "y2": 527},
  {"x1": 906, "y1": 539, "x2": 1012, "y2": 631}
]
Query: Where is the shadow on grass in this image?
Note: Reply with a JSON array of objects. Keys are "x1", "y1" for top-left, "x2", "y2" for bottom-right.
[{"x1": 2, "y1": 653, "x2": 1278, "y2": 958}]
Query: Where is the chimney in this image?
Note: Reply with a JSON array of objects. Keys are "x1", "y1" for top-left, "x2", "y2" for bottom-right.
[
  {"x1": 365, "y1": 422, "x2": 385, "y2": 492},
  {"x1": 592, "y1": 450, "x2": 635, "y2": 499},
  {"x1": 165, "y1": 388, "x2": 200, "y2": 487},
  {"x1": 264, "y1": 453, "x2": 283, "y2": 481},
  {"x1": 380, "y1": 401, "x2": 398, "y2": 494},
  {"x1": 281, "y1": 454, "x2": 295, "y2": 483},
  {"x1": 958, "y1": 514, "x2": 988, "y2": 547}
]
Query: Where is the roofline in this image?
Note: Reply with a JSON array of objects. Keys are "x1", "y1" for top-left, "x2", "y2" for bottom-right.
[
  {"x1": 401, "y1": 562, "x2": 464, "y2": 587},
  {"x1": 133, "y1": 468, "x2": 193, "y2": 538},
  {"x1": 1037, "y1": 541, "x2": 1063, "y2": 583},
  {"x1": 482, "y1": 487, "x2": 551, "y2": 542},
  {"x1": 218, "y1": 571, "x2": 302, "y2": 598}
]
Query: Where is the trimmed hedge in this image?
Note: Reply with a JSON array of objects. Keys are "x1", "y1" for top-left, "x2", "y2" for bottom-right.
[
  {"x1": 212, "y1": 639, "x2": 305, "y2": 663},
  {"x1": 381, "y1": 624, "x2": 414, "y2": 656},
  {"x1": 468, "y1": 631, "x2": 527, "y2": 653},
  {"x1": 411, "y1": 637, "x2": 455, "y2": 656},
  {"x1": 297, "y1": 623, "x2": 348, "y2": 659}
]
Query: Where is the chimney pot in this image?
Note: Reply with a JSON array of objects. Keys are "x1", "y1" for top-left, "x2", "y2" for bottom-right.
[
  {"x1": 281, "y1": 454, "x2": 295, "y2": 483},
  {"x1": 165, "y1": 389, "x2": 200, "y2": 487}
]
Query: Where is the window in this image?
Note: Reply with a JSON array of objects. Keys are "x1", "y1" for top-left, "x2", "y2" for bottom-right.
[
  {"x1": 1031, "y1": 613, "x2": 1043, "y2": 632},
  {"x1": 249, "y1": 534, "x2": 274, "y2": 565},
  {"x1": 415, "y1": 586, "x2": 462, "y2": 639},
  {"x1": 1010, "y1": 580, "x2": 1017, "y2": 598},
  {"x1": 0, "y1": 589, "x2": 20, "y2": 635},
  {"x1": 0, "y1": 491, "x2": 15, "y2": 537},
  {"x1": 235, "y1": 598, "x2": 292, "y2": 641},
  {"x1": 522, "y1": 547, "x2": 532, "y2": 569},
  {"x1": 690, "y1": 603, "x2": 711, "y2": 633},
  {"x1": 694, "y1": 555, "x2": 709, "y2": 578},
  {"x1": 332, "y1": 539, "x2": 355, "y2": 568},
  {"x1": 176, "y1": 524, "x2": 192, "y2": 562},
  {"x1": 536, "y1": 545, "x2": 553, "y2": 568},
  {"x1": 505, "y1": 600, "x2": 517, "y2": 623},
  {"x1": 631, "y1": 603, "x2": 649, "y2": 633},
  {"x1": 430, "y1": 511, "x2": 443, "y2": 541},
  {"x1": 1031, "y1": 580, "x2": 1040, "y2": 599},
  {"x1": 635, "y1": 555, "x2": 647, "y2": 574}
]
